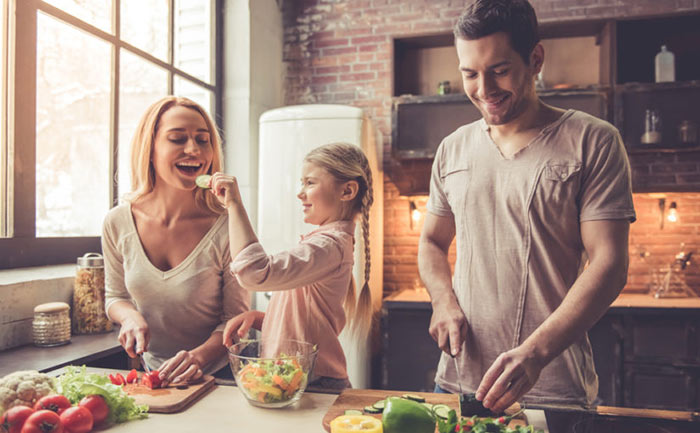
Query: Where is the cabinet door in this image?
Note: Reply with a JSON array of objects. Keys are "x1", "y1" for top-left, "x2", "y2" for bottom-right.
[
  {"x1": 624, "y1": 314, "x2": 695, "y2": 364},
  {"x1": 589, "y1": 314, "x2": 624, "y2": 406},
  {"x1": 623, "y1": 363, "x2": 697, "y2": 410},
  {"x1": 381, "y1": 306, "x2": 441, "y2": 392}
]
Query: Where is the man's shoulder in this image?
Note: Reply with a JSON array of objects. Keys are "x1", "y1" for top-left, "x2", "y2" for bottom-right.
[{"x1": 563, "y1": 110, "x2": 621, "y2": 143}]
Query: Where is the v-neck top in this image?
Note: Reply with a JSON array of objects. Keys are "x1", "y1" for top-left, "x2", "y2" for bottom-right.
[
  {"x1": 102, "y1": 203, "x2": 250, "y2": 373},
  {"x1": 427, "y1": 110, "x2": 636, "y2": 405},
  {"x1": 230, "y1": 220, "x2": 356, "y2": 380}
]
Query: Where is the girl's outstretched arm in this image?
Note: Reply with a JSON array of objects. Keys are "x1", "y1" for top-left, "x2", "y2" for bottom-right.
[{"x1": 209, "y1": 172, "x2": 258, "y2": 258}]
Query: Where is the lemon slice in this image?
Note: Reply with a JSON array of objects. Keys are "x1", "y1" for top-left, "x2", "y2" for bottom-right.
[
  {"x1": 195, "y1": 174, "x2": 212, "y2": 189},
  {"x1": 330, "y1": 415, "x2": 382, "y2": 433}
]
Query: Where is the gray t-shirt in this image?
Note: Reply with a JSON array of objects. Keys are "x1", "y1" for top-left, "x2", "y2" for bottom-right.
[
  {"x1": 427, "y1": 110, "x2": 636, "y2": 405},
  {"x1": 103, "y1": 203, "x2": 250, "y2": 374}
]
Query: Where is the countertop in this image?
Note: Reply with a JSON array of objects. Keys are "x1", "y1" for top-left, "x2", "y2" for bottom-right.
[
  {"x1": 0, "y1": 330, "x2": 121, "y2": 377},
  {"x1": 385, "y1": 289, "x2": 700, "y2": 309}
]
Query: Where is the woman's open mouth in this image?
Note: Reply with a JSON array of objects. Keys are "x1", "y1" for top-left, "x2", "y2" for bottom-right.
[{"x1": 175, "y1": 161, "x2": 203, "y2": 176}]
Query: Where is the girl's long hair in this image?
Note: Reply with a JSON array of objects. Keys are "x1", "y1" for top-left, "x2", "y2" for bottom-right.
[
  {"x1": 126, "y1": 96, "x2": 224, "y2": 214},
  {"x1": 304, "y1": 142, "x2": 374, "y2": 337}
]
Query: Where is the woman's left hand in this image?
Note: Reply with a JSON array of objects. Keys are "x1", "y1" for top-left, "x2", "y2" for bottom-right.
[
  {"x1": 209, "y1": 172, "x2": 243, "y2": 209},
  {"x1": 157, "y1": 350, "x2": 204, "y2": 387}
]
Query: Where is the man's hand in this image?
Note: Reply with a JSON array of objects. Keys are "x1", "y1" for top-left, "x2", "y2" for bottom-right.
[
  {"x1": 475, "y1": 345, "x2": 545, "y2": 413},
  {"x1": 429, "y1": 298, "x2": 468, "y2": 356}
]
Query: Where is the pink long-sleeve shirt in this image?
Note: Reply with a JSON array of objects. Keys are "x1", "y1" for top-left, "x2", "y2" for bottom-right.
[{"x1": 230, "y1": 220, "x2": 355, "y2": 380}]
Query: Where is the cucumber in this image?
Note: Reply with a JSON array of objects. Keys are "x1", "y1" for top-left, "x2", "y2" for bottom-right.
[
  {"x1": 372, "y1": 399, "x2": 386, "y2": 410},
  {"x1": 363, "y1": 405, "x2": 382, "y2": 414},
  {"x1": 344, "y1": 409, "x2": 364, "y2": 416},
  {"x1": 421, "y1": 402, "x2": 434, "y2": 412},
  {"x1": 432, "y1": 404, "x2": 451, "y2": 420},
  {"x1": 401, "y1": 394, "x2": 426, "y2": 403},
  {"x1": 195, "y1": 174, "x2": 212, "y2": 189}
]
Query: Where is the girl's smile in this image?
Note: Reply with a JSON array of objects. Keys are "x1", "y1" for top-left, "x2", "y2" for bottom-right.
[{"x1": 297, "y1": 162, "x2": 347, "y2": 226}]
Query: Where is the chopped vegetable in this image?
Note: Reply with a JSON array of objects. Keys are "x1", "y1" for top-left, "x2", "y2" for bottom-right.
[
  {"x1": 125, "y1": 370, "x2": 138, "y2": 385},
  {"x1": 195, "y1": 174, "x2": 212, "y2": 189},
  {"x1": 402, "y1": 394, "x2": 425, "y2": 403},
  {"x1": 344, "y1": 409, "x2": 364, "y2": 416},
  {"x1": 330, "y1": 415, "x2": 383, "y2": 433},
  {"x1": 382, "y1": 397, "x2": 435, "y2": 433},
  {"x1": 437, "y1": 408, "x2": 545, "y2": 433},
  {"x1": 55, "y1": 366, "x2": 147, "y2": 424},
  {"x1": 0, "y1": 371, "x2": 55, "y2": 413}
]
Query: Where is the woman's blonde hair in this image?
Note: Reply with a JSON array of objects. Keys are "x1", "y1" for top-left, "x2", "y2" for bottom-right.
[
  {"x1": 126, "y1": 96, "x2": 224, "y2": 214},
  {"x1": 304, "y1": 142, "x2": 374, "y2": 336}
]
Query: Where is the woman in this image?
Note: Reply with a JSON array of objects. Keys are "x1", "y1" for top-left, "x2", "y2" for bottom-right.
[{"x1": 102, "y1": 96, "x2": 249, "y2": 385}]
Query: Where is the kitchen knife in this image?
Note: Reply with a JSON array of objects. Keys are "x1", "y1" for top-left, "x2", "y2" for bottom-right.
[
  {"x1": 139, "y1": 353, "x2": 151, "y2": 373},
  {"x1": 514, "y1": 401, "x2": 700, "y2": 422}
]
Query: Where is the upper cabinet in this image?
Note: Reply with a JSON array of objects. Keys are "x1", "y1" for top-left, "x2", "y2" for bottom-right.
[{"x1": 389, "y1": 13, "x2": 700, "y2": 196}]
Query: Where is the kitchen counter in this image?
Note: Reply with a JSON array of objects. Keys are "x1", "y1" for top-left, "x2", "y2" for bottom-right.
[
  {"x1": 0, "y1": 330, "x2": 121, "y2": 377},
  {"x1": 385, "y1": 289, "x2": 700, "y2": 309}
]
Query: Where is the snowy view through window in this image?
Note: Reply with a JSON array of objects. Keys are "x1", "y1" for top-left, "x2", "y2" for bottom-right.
[{"x1": 35, "y1": 0, "x2": 212, "y2": 237}]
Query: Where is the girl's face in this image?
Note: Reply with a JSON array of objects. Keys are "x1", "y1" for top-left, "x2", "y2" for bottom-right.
[
  {"x1": 297, "y1": 162, "x2": 348, "y2": 226},
  {"x1": 151, "y1": 105, "x2": 213, "y2": 192}
]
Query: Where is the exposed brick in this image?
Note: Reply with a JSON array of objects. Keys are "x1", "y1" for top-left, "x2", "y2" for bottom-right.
[
  {"x1": 313, "y1": 38, "x2": 349, "y2": 48},
  {"x1": 351, "y1": 35, "x2": 388, "y2": 44},
  {"x1": 340, "y1": 72, "x2": 376, "y2": 82},
  {"x1": 322, "y1": 46, "x2": 358, "y2": 56}
]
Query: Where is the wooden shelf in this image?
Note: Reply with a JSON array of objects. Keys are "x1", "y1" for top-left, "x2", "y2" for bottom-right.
[{"x1": 628, "y1": 145, "x2": 700, "y2": 154}]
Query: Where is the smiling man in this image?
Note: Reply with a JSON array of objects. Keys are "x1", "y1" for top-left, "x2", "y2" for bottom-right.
[{"x1": 417, "y1": 1, "x2": 636, "y2": 431}]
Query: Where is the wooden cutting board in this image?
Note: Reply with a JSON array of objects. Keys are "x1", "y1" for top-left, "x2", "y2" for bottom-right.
[
  {"x1": 321, "y1": 389, "x2": 460, "y2": 432},
  {"x1": 122, "y1": 374, "x2": 216, "y2": 413}
]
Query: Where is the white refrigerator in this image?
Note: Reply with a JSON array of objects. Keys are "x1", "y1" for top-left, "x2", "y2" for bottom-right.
[{"x1": 256, "y1": 104, "x2": 383, "y2": 389}]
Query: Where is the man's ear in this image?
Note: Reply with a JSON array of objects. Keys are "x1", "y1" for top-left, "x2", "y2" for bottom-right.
[
  {"x1": 530, "y1": 43, "x2": 544, "y2": 74},
  {"x1": 340, "y1": 180, "x2": 359, "y2": 202}
]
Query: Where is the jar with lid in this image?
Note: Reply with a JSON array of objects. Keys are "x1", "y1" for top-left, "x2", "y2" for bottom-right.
[
  {"x1": 678, "y1": 120, "x2": 698, "y2": 146},
  {"x1": 437, "y1": 81, "x2": 451, "y2": 95},
  {"x1": 33, "y1": 302, "x2": 71, "y2": 347},
  {"x1": 641, "y1": 109, "x2": 662, "y2": 145},
  {"x1": 73, "y1": 252, "x2": 113, "y2": 334}
]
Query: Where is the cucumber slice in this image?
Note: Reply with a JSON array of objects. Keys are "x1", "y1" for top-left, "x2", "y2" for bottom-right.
[
  {"x1": 402, "y1": 394, "x2": 426, "y2": 403},
  {"x1": 421, "y1": 402, "x2": 434, "y2": 412},
  {"x1": 363, "y1": 405, "x2": 382, "y2": 414},
  {"x1": 195, "y1": 174, "x2": 212, "y2": 189},
  {"x1": 344, "y1": 409, "x2": 364, "y2": 416},
  {"x1": 372, "y1": 399, "x2": 386, "y2": 410},
  {"x1": 432, "y1": 404, "x2": 450, "y2": 420}
]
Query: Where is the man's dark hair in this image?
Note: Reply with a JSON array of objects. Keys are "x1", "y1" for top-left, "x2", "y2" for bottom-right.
[{"x1": 454, "y1": 0, "x2": 540, "y2": 64}]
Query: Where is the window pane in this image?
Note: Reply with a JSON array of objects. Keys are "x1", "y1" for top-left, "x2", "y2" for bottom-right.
[
  {"x1": 0, "y1": 0, "x2": 7, "y2": 237},
  {"x1": 42, "y1": 0, "x2": 112, "y2": 33},
  {"x1": 121, "y1": 0, "x2": 168, "y2": 61},
  {"x1": 36, "y1": 13, "x2": 111, "y2": 237},
  {"x1": 118, "y1": 49, "x2": 168, "y2": 199},
  {"x1": 174, "y1": 0, "x2": 212, "y2": 83},
  {"x1": 174, "y1": 77, "x2": 212, "y2": 115}
]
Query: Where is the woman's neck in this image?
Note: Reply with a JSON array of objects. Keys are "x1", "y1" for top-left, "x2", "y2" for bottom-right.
[{"x1": 139, "y1": 185, "x2": 203, "y2": 223}]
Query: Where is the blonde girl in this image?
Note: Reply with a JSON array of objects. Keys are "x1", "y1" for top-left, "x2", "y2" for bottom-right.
[
  {"x1": 212, "y1": 142, "x2": 373, "y2": 390},
  {"x1": 103, "y1": 96, "x2": 250, "y2": 386}
]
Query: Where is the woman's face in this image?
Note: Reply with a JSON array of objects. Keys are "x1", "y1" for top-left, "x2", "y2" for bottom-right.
[
  {"x1": 151, "y1": 105, "x2": 213, "y2": 192},
  {"x1": 297, "y1": 162, "x2": 346, "y2": 226}
]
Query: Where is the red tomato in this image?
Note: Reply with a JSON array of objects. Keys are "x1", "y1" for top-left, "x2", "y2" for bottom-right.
[
  {"x1": 125, "y1": 369, "x2": 139, "y2": 384},
  {"x1": 140, "y1": 371, "x2": 162, "y2": 389},
  {"x1": 33, "y1": 395, "x2": 71, "y2": 415},
  {"x1": 108, "y1": 373, "x2": 125, "y2": 386},
  {"x1": 19, "y1": 410, "x2": 63, "y2": 433},
  {"x1": 77, "y1": 395, "x2": 108, "y2": 426},
  {"x1": 1, "y1": 405, "x2": 35, "y2": 433},
  {"x1": 59, "y1": 407, "x2": 92, "y2": 433}
]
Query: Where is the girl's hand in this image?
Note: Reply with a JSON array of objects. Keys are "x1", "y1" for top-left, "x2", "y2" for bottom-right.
[
  {"x1": 210, "y1": 172, "x2": 243, "y2": 209},
  {"x1": 118, "y1": 311, "x2": 150, "y2": 358},
  {"x1": 157, "y1": 350, "x2": 204, "y2": 387},
  {"x1": 222, "y1": 310, "x2": 265, "y2": 347}
]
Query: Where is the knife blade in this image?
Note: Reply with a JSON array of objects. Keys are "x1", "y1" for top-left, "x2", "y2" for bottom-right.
[
  {"x1": 139, "y1": 353, "x2": 151, "y2": 373},
  {"x1": 451, "y1": 352, "x2": 464, "y2": 397}
]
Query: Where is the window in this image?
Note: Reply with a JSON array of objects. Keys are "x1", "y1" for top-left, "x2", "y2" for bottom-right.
[{"x1": 0, "y1": 0, "x2": 221, "y2": 268}]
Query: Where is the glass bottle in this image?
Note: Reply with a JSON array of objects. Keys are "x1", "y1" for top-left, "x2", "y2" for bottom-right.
[
  {"x1": 641, "y1": 109, "x2": 662, "y2": 145},
  {"x1": 73, "y1": 252, "x2": 113, "y2": 334},
  {"x1": 655, "y1": 45, "x2": 675, "y2": 83}
]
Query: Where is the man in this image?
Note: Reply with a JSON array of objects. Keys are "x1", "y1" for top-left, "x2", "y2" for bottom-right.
[{"x1": 417, "y1": 0, "x2": 636, "y2": 428}]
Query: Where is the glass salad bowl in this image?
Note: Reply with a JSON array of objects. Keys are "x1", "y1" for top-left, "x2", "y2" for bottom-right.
[{"x1": 227, "y1": 338, "x2": 318, "y2": 408}]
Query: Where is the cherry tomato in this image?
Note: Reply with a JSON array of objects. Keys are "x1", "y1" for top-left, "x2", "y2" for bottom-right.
[
  {"x1": 33, "y1": 395, "x2": 71, "y2": 415},
  {"x1": 78, "y1": 395, "x2": 108, "y2": 426},
  {"x1": 1, "y1": 405, "x2": 35, "y2": 433},
  {"x1": 108, "y1": 373, "x2": 125, "y2": 386},
  {"x1": 19, "y1": 410, "x2": 63, "y2": 433},
  {"x1": 125, "y1": 369, "x2": 139, "y2": 384},
  {"x1": 140, "y1": 370, "x2": 162, "y2": 389},
  {"x1": 59, "y1": 407, "x2": 92, "y2": 433}
]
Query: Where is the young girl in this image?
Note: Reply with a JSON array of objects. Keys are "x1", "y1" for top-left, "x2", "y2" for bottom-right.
[{"x1": 211, "y1": 142, "x2": 374, "y2": 390}]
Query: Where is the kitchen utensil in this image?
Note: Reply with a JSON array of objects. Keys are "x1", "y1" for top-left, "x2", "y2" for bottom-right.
[
  {"x1": 139, "y1": 354, "x2": 151, "y2": 373},
  {"x1": 451, "y1": 353, "x2": 464, "y2": 398},
  {"x1": 513, "y1": 401, "x2": 699, "y2": 422},
  {"x1": 121, "y1": 372, "x2": 216, "y2": 413},
  {"x1": 227, "y1": 338, "x2": 318, "y2": 408},
  {"x1": 321, "y1": 389, "x2": 461, "y2": 432}
]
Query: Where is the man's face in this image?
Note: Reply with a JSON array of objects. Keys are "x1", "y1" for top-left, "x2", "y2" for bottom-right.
[{"x1": 456, "y1": 32, "x2": 542, "y2": 126}]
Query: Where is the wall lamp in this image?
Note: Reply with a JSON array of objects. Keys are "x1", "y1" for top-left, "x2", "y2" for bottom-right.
[
  {"x1": 657, "y1": 198, "x2": 679, "y2": 229},
  {"x1": 409, "y1": 200, "x2": 421, "y2": 230}
]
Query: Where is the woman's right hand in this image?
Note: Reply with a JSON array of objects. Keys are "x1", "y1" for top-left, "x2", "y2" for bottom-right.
[
  {"x1": 117, "y1": 311, "x2": 150, "y2": 358},
  {"x1": 222, "y1": 310, "x2": 265, "y2": 347}
]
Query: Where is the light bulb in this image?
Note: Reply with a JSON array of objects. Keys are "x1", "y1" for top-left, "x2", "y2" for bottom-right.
[
  {"x1": 411, "y1": 208, "x2": 421, "y2": 223},
  {"x1": 667, "y1": 202, "x2": 678, "y2": 223}
]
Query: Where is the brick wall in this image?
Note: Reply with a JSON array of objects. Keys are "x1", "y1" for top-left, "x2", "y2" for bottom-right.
[{"x1": 282, "y1": 0, "x2": 700, "y2": 297}]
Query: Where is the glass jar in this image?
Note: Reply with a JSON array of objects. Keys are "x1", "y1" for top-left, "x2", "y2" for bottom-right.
[
  {"x1": 73, "y1": 252, "x2": 113, "y2": 334},
  {"x1": 678, "y1": 120, "x2": 698, "y2": 146},
  {"x1": 33, "y1": 302, "x2": 71, "y2": 347},
  {"x1": 437, "y1": 81, "x2": 451, "y2": 95},
  {"x1": 641, "y1": 109, "x2": 662, "y2": 145}
]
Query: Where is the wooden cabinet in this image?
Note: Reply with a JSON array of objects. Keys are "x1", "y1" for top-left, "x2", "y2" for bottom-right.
[{"x1": 381, "y1": 291, "x2": 700, "y2": 411}]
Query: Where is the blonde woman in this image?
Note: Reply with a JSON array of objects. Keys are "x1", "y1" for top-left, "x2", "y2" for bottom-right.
[
  {"x1": 102, "y1": 96, "x2": 250, "y2": 386},
  {"x1": 213, "y1": 143, "x2": 374, "y2": 391}
]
